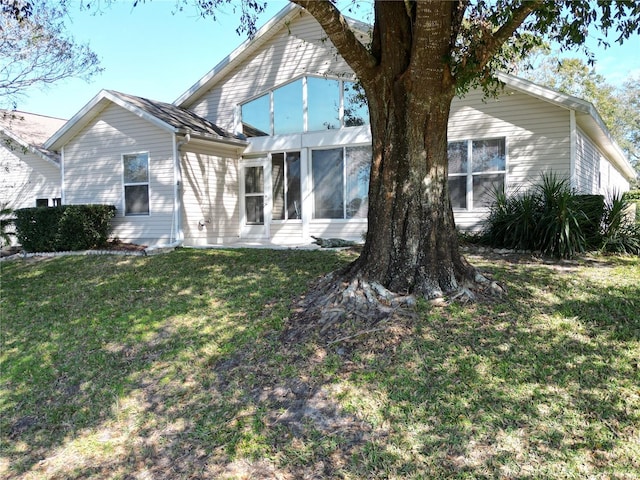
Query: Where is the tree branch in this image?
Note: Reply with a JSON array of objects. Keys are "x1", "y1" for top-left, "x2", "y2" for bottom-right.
[
  {"x1": 289, "y1": 0, "x2": 378, "y2": 84},
  {"x1": 463, "y1": 0, "x2": 542, "y2": 76}
]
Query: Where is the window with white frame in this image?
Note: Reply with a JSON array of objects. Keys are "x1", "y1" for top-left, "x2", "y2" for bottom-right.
[
  {"x1": 272, "y1": 151, "x2": 302, "y2": 220},
  {"x1": 311, "y1": 146, "x2": 371, "y2": 219},
  {"x1": 123, "y1": 153, "x2": 150, "y2": 215},
  {"x1": 240, "y1": 76, "x2": 369, "y2": 137},
  {"x1": 448, "y1": 138, "x2": 506, "y2": 210}
]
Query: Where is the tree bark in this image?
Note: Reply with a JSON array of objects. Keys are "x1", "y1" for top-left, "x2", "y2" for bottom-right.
[
  {"x1": 342, "y1": 1, "x2": 476, "y2": 298},
  {"x1": 292, "y1": 1, "x2": 500, "y2": 300}
]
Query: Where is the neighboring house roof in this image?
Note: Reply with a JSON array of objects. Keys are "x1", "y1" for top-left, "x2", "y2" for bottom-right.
[
  {"x1": 497, "y1": 72, "x2": 636, "y2": 181},
  {"x1": 173, "y1": 3, "x2": 370, "y2": 108},
  {"x1": 0, "y1": 110, "x2": 66, "y2": 165},
  {"x1": 45, "y1": 90, "x2": 247, "y2": 151}
]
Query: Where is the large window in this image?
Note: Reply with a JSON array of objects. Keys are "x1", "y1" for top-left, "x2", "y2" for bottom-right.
[
  {"x1": 123, "y1": 153, "x2": 149, "y2": 215},
  {"x1": 272, "y1": 152, "x2": 301, "y2": 220},
  {"x1": 240, "y1": 76, "x2": 369, "y2": 137},
  {"x1": 312, "y1": 146, "x2": 371, "y2": 219},
  {"x1": 448, "y1": 138, "x2": 506, "y2": 210}
]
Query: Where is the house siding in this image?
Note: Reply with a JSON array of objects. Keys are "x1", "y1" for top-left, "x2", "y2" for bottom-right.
[
  {"x1": 187, "y1": 11, "x2": 354, "y2": 132},
  {"x1": 180, "y1": 145, "x2": 241, "y2": 246},
  {"x1": 62, "y1": 104, "x2": 176, "y2": 245},
  {"x1": 575, "y1": 128, "x2": 601, "y2": 194},
  {"x1": 449, "y1": 88, "x2": 572, "y2": 230},
  {"x1": 576, "y1": 128, "x2": 630, "y2": 195},
  {"x1": 0, "y1": 141, "x2": 60, "y2": 209}
]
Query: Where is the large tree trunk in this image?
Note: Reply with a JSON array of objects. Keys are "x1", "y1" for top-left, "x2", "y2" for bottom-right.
[
  {"x1": 346, "y1": 1, "x2": 477, "y2": 299},
  {"x1": 352, "y1": 88, "x2": 475, "y2": 298},
  {"x1": 287, "y1": 2, "x2": 501, "y2": 335}
]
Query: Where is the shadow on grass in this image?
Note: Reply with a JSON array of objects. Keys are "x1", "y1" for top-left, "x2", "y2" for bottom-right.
[
  {"x1": 1, "y1": 248, "x2": 352, "y2": 478},
  {"x1": 1, "y1": 251, "x2": 638, "y2": 478}
]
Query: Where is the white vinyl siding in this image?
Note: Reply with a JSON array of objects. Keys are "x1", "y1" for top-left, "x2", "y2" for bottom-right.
[
  {"x1": 0, "y1": 140, "x2": 60, "y2": 210},
  {"x1": 62, "y1": 104, "x2": 175, "y2": 245},
  {"x1": 575, "y1": 129, "x2": 601, "y2": 194},
  {"x1": 187, "y1": 12, "x2": 354, "y2": 133},
  {"x1": 180, "y1": 146, "x2": 241, "y2": 246},
  {"x1": 576, "y1": 128, "x2": 630, "y2": 195},
  {"x1": 449, "y1": 88, "x2": 572, "y2": 230}
]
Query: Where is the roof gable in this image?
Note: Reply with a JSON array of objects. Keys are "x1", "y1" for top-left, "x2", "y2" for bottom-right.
[
  {"x1": 173, "y1": 4, "x2": 370, "y2": 109},
  {"x1": 45, "y1": 90, "x2": 242, "y2": 151}
]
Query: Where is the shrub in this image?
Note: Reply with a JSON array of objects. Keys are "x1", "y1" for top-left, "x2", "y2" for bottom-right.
[
  {"x1": 572, "y1": 194, "x2": 605, "y2": 248},
  {"x1": 483, "y1": 177, "x2": 640, "y2": 258},
  {"x1": 14, "y1": 207, "x2": 65, "y2": 252},
  {"x1": 623, "y1": 190, "x2": 640, "y2": 224},
  {"x1": 484, "y1": 173, "x2": 589, "y2": 258},
  {"x1": 534, "y1": 173, "x2": 587, "y2": 258},
  {"x1": 14, "y1": 204, "x2": 116, "y2": 252},
  {"x1": 600, "y1": 192, "x2": 640, "y2": 255}
]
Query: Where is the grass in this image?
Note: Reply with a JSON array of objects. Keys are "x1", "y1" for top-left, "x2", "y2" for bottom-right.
[{"x1": 1, "y1": 248, "x2": 639, "y2": 479}]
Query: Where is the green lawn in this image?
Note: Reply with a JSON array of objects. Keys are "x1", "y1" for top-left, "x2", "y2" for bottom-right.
[{"x1": 1, "y1": 248, "x2": 638, "y2": 479}]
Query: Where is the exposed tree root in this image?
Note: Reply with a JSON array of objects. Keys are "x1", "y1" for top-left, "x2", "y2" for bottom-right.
[{"x1": 284, "y1": 267, "x2": 504, "y2": 347}]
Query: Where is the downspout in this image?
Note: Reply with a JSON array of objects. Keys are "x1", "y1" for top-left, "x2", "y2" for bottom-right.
[
  {"x1": 60, "y1": 147, "x2": 65, "y2": 204},
  {"x1": 170, "y1": 132, "x2": 190, "y2": 246}
]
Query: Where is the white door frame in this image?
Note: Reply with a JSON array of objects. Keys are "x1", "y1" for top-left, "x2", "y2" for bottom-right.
[{"x1": 239, "y1": 157, "x2": 271, "y2": 240}]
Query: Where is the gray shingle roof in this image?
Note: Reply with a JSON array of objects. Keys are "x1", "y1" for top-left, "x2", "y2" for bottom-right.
[{"x1": 107, "y1": 90, "x2": 238, "y2": 139}]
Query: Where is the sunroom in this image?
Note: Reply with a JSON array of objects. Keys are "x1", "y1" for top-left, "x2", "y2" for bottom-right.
[{"x1": 235, "y1": 74, "x2": 373, "y2": 244}]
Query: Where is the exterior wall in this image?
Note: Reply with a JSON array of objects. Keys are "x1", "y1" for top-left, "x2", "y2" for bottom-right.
[
  {"x1": 576, "y1": 128, "x2": 630, "y2": 195},
  {"x1": 187, "y1": 11, "x2": 354, "y2": 132},
  {"x1": 449, "y1": 88, "x2": 572, "y2": 230},
  {"x1": 0, "y1": 139, "x2": 60, "y2": 209},
  {"x1": 62, "y1": 104, "x2": 176, "y2": 245},
  {"x1": 180, "y1": 145, "x2": 241, "y2": 246},
  {"x1": 574, "y1": 128, "x2": 600, "y2": 194}
]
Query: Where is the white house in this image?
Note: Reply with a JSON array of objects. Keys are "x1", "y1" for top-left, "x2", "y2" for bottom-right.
[
  {"x1": 43, "y1": 4, "x2": 635, "y2": 247},
  {"x1": 0, "y1": 110, "x2": 66, "y2": 210}
]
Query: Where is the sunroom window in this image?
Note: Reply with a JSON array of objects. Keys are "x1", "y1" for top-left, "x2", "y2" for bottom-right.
[
  {"x1": 240, "y1": 76, "x2": 369, "y2": 137},
  {"x1": 448, "y1": 138, "x2": 506, "y2": 210},
  {"x1": 272, "y1": 152, "x2": 302, "y2": 220},
  {"x1": 311, "y1": 146, "x2": 371, "y2": 219}
]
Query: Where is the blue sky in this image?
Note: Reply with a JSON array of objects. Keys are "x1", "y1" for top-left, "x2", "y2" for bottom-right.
[{"x1": 16, "y1": 0, "x2": 640, "y2": 120}]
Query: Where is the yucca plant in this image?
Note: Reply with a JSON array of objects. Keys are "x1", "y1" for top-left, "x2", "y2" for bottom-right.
[
  {"x1": 536, "y1": 184, "x2": 586, "y2": 258},
  {"x1": 483, "y1": 173, "x2": 589, "y2": 259}
]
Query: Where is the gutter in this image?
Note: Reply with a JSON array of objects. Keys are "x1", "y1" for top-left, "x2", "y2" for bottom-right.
[{"x1": 174, "y1": 128, "x2": 248, "y2": 148}]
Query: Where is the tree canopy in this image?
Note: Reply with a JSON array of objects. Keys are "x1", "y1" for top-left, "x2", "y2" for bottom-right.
[{"x1": 0, "y1": 0, "x2": 103, "y2": 109}]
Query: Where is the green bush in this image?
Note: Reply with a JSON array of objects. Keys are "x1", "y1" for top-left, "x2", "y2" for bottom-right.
[
  {"x1": 14, "y1": 207, "x2": 65, "y2": 252},
  {"x1": 623, "y1": 190, "x2": 640, "y2": 224},
  {"x1": 573, "y1": 194, "x2": 605, "y2": 248},
  {"x1": 14, "y1": 205, "x2": 116, "y2": 252},
  {"x1": 484, "y1": 173, "x2": 590, "y2": 258},
  {"x1": 483, "y1": 176, "x2": 640, "y2": 257},
  {"x1": 600, "y1": 192, "x2": 640, "y2": 255}
]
